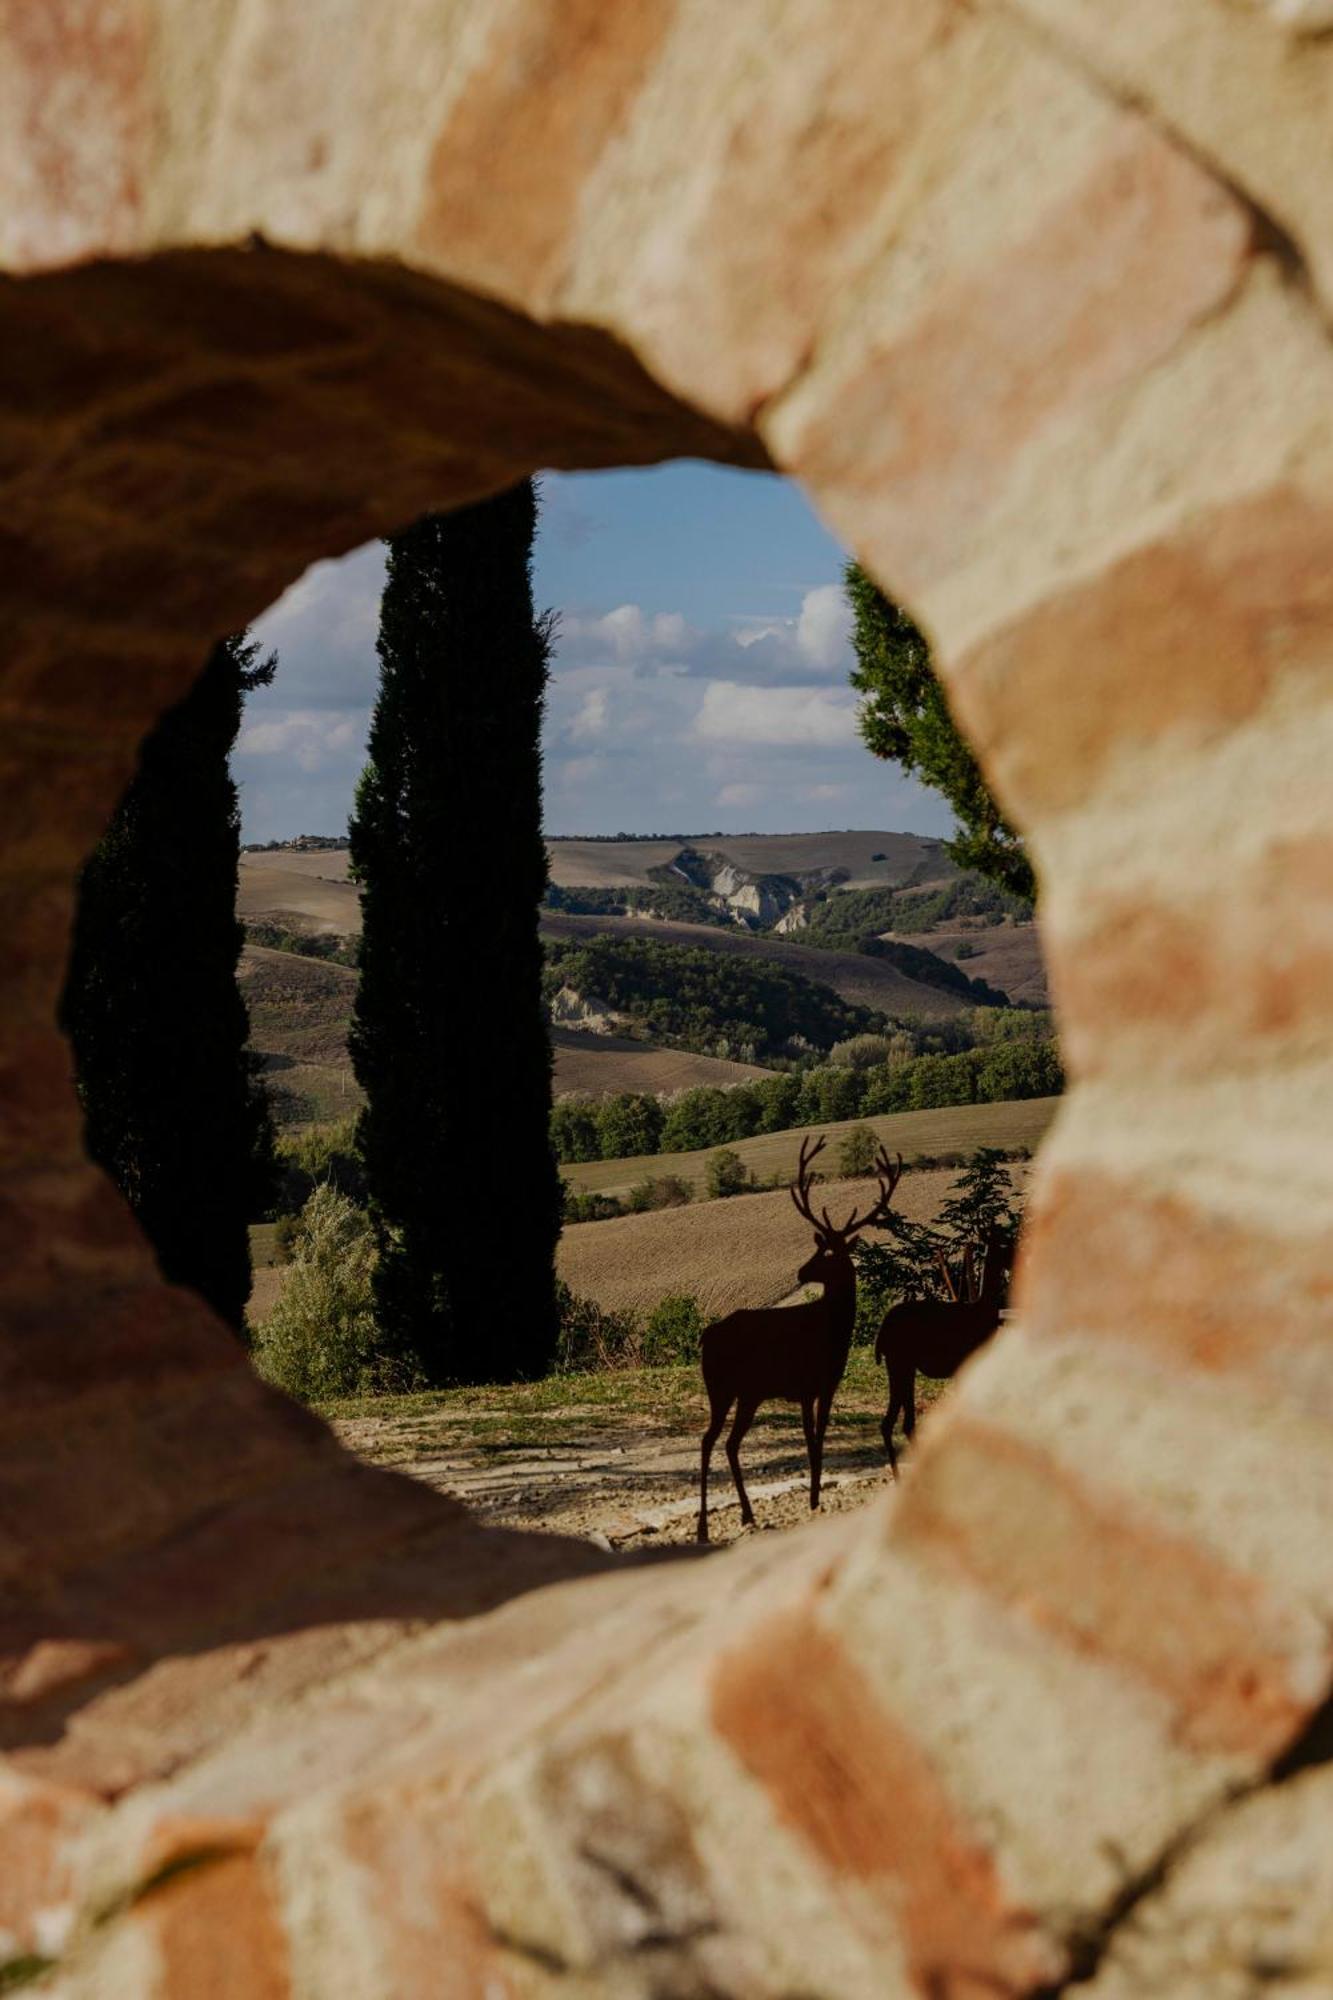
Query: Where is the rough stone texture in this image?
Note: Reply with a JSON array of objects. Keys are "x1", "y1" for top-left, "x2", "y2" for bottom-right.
[{"x1": 2, "y1": 3, "x2": 1332, "y2": 1994}]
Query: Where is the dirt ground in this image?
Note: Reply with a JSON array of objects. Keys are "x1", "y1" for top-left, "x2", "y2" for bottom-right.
[{"x1": 327, "y1": 1354, "x2": 937, "y2": 1552}]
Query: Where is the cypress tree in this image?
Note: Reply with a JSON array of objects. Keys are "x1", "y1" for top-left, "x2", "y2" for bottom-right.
[
  {"x1": 349, "y1": 482, "x2": 559, "y2": 1385},
  {"x1": 60, "y1": 634, "x2": 277, "y2": 1331}
]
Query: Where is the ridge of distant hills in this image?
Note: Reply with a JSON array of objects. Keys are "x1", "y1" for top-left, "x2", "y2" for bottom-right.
[{"x1": 237, "y1": 830, "x2": 1047, "y2": 1127}]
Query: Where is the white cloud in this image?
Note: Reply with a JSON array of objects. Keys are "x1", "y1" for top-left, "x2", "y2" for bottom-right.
[
  {"x1": 796, "y1": 583, "x2": 852, "y2": 671},
  {"x1": 568, "y1": 688, "x2": 609, "y2": 740},
  {"x1": 561, "y1": 603, "x2": 696, "y2": 666},
  {"x1": 238, "y1": 532, "x2": 906, "y2": 840},
  {"x1": 694, "y1": 682, "x2": 859, "y2": 748},
  {"x1": 555, "y1": 754, "x2": 607, "y2": 794},
  {"x1": 728, "y1": 584, "x2": 853, "y2": 682},
  {"x1": 556, "y1": 585, "x2": 851, "y2": 687},
  {"x1": 237, "y1": 708, "x2": 367, "y2": 773}
]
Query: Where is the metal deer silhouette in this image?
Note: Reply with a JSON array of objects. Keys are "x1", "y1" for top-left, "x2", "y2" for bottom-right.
[
  {"x1": 697, "y1": 1135, "x2": 902, "y2": 1542},
  {"x1": 875, "y1": 1225, "x2": 1012, "y2": 1474}
]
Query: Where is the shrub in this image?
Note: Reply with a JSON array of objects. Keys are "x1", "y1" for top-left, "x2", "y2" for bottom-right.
[
  {"x1": 627, "y1": 1174, "x2": 693, "y2": 1213},
  {"x1": 245, "y1": 922, "x2": 359, "y2": 967},
  {"x1": 642, "y1": 1292, "x2": 706, "y2": 1363},
  {"x1": 272, "y1": 1212, "x2": 302, "y2": 1263},
  {"x1": 829, "y1": 1032, "x2": 897, "y2": 1070},
  {"x1": 252, "y1": 1186, "x2": 403, "y2": 1399},
  {"x1": 270, "y1": 1117, "x2": 365, "y2": 1215},
  {"x1": 562, "y1": 1188, "x2": 625, "y2": 1224},
  {"x1": 837, "y1": 1123, "x2": 881, "y2": 1178},
  {"x1": 553, "y1": 1281, "x2": 643, "y2": 1371},
  {"x1": 705, "y1": 1148, "x2": 750, "y2": 1200}
]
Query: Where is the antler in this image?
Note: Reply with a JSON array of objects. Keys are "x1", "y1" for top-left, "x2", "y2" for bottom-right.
[
  {"x1": 789, "y1": 1133, "x2": 828, "y2": 1229},
  {"x1": 934, "y1": 1247, "x2": 962, "y2": 1302},
  {"x1": 825, "y1": 1146, "x2": 903, "y2": 1241}
]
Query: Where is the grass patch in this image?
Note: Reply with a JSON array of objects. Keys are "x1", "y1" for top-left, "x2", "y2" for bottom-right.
[
  {"x1": 318, "y1": 1360, "x2": 706, "y2": 1429},
  {"x1": 316, "y1": 1348, "x2": 939, "y2": 1462},
  {"x1": 249, "y1": 1221, "x2": 281, "y2": 1268}
]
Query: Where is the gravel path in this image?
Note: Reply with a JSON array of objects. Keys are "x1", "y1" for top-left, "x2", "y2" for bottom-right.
[{"x1": 332, "y1": 1404, "x2": 897, "y2": 1551}]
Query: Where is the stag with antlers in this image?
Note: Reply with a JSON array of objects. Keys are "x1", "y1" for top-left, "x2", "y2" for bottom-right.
[
  {"x1": 875, "y1": 1226, "x2": 1012, "y2": 1475},
  {"x1": 696, "y1": 1135, "x2": 901, "y2": 1543}
]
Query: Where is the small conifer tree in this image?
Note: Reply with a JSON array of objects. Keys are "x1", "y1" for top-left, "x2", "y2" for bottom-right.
[{"x1": 61, "y1": 633, "x2": 277, "y2": 1330}]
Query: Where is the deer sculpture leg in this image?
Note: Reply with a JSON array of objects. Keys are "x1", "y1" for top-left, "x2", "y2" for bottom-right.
[
  {"x1": 725, "y1": 1395, "x2": 760, "y2": 1528},
  {"x1": 801, "y1": 1398, "x2": 817, "y2": 1510},
  {"x1": 901, "y1": 1372, "x2": 919, "y2": 1446},
  {"x1": 881, "y1": 1365, "x2": 915, "y2": 1479},
  {"x1": 698, "y1": 1389, "x2": 731, "y2": 1544},
  {"x1": 804, "y1": 1400, "x2": 824, "y2": 1504},
  {"x1": 880, "y1": 1401, "x2": 898, "y2": 1477}
]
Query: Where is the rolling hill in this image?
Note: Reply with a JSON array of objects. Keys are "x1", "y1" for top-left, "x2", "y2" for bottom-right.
[
  {"x1": 922, "y1": 922, "x2": 1047, "y2": 1008},
  {"x1": 237, "y1": 832, "x2": 1048, "y2": 1127},
  {"x1": 239, "y1": 946, "x2": 776, "y2": 1126},
  {"x1": 549, "y1": 1029, "x2": 768, "y2": 1095},
  {"x1": 545, "y1": 829, "x2": 951, "y2": 892},
  {"x1": 238, "y1": 829, "x2": 957, "y2": 922},
  {"x1": 237, "y1": 850, "x2": 359, "y2": 933},
  {"x1": 539, "y1": 911, "x2": 976, "y2": 1018}
]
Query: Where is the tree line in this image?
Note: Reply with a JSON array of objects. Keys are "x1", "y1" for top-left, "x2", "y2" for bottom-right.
[
  {"x1": 543, "y1": 881, "x2": 732, "y2": 927},
  {"x1": 550, "y1": 1035, "x2": 1062, "y2": 1164}
]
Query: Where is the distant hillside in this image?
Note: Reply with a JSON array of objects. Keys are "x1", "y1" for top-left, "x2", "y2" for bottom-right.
[
  {"x1": 549, "y1": 1029, "x2": 769, "y2": 1097},
  {"x1": 236, "y1": 830, "x2": 1047, "y2": 1127},
  {"x1": 539, "y1": 912, "x2": 977, "y2": 1019},
  {"x1": 237, "y1": 851, "x2": 358, "y2": 934},
  {"x1": 542, "y1": 931, "x2": 877, "y2": 1063},
  {"x1": 546, "y1": 829, "x2": 950, "y2": 891},
  {"x1": 545, "y1": 829, "x2": 957, "y2": 931},
  {"x1": 239, "y1": 945, "x2": 361, "y2": 1128},
  {"x1": 239, "y1": 945, "x2": 772, "y2": 1127},
  {"x1": 239, "y1": 831, "x2": 950, "y2": 910}
]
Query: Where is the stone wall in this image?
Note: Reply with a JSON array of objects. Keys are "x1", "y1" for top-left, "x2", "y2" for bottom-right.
[{"x1": 1, "y1": 3, "x2": 1331, "y2": 1993}]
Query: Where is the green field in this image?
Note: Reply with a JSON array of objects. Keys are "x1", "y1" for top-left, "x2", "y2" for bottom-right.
[{"x1": 563, "y1": 1094, "x2": 1060, "y2": 1199}]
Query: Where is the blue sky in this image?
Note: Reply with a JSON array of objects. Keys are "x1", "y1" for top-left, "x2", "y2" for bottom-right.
[{"x1": 236, "y1": 462, "x2": 953, "y2": 843}]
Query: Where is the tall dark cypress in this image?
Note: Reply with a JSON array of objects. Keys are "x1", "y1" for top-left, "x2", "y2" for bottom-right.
[
  {"x1": 60, "y1": 634, "x2": 277, "y2": 1332},
  {"x1": 349, "y1": 482, "x2": 559, "y2": 1385}
]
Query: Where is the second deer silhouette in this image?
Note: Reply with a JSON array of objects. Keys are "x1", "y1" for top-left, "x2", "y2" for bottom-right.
[
  {"x1": 697, "y1": 1135, "x2": 901, "y2": 1543},
  {"x1": 875, "y1": 1226, "x2": 1012, "y2": 1475}
]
